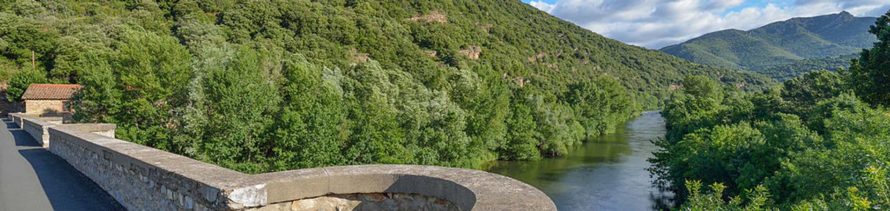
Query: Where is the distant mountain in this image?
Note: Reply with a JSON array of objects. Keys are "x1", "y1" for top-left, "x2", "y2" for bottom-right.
[{"x1": 661, "y1": 11, "x2": 875, "y2": 79}]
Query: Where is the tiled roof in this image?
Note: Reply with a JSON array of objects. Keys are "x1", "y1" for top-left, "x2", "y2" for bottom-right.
[{"x1": 21, "y1": 84, "x2": 82, "y2": 100}]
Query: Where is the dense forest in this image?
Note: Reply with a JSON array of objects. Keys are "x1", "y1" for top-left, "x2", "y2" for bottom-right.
[
  {"x1": 0, "y1": 0, "x2": 769, "y2": 173},
  {"x1": 653, "y1": 10, "x2": 890, "y2": 209},
  {"x1": 757, "y1": 54, "x2": 856, "y2": 81},
  {"x1": 662, "y1": 11, "x2": 875, "y2": 80}
]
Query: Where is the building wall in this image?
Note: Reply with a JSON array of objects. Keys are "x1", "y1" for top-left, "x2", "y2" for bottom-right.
[{"x1": 24, "y1": 100, "x2": 68, "y2": 115}]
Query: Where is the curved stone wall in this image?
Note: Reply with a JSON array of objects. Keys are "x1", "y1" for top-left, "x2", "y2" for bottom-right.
[
  {"x1": 262, "y1": 193, "x2": 458, "y2": 211},
  {"x1": 246, "y1": 165, "x2": 554, "y2": 210},
  {"x1": 8, "y1": 113, "x2": 557, "y2": 210}
]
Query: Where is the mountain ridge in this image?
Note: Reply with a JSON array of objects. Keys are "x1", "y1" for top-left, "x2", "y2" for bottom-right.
[{"x1": 661, "y1": 11, "x2": 875, "y2": 76}]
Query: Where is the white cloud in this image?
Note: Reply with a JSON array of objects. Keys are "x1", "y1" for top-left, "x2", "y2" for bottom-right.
[
  {"x1": 529, "y1": 0, "x2": 890, "y2": 49},
  {"x1": 528, "y1": 1, "x2": 556, "y2": 13}
]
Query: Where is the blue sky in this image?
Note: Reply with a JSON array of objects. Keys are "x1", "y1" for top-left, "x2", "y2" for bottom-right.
[
  {"x1": 726, "y1": 0, "x2": 769, "y2": 13},
  {"x1": 522, "y1": 0, "x2": 890, "y2": 48}
]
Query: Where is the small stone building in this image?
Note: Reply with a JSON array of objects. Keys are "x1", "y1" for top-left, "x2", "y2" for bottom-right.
[{"x1": 21, "y1": 84, "x2": 82, "y2": 116}]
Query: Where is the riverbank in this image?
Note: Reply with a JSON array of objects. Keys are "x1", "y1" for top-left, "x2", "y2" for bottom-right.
[{"x1": 486, "y1": 111, "x2": 672, "y2": 210}]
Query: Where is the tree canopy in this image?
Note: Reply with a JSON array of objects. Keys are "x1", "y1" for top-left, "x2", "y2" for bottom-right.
[{"x1": 850, "y1": 10, "x2": 890, "y2": 106}]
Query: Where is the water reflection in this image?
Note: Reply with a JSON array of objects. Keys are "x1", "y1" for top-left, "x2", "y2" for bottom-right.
[{"x1": 486, "y1": 111, "x2": 672, "y2": 211}]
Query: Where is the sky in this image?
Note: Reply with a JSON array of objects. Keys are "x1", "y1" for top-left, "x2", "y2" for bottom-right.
[{"x1": 523, "y1": 0, "x2": 890, "y2": 49}]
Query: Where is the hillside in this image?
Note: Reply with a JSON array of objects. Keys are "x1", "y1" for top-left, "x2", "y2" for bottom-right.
[
  {"x1": 662, "y1": 11, "x2": 875, "y2": 77},
  {"x1": 0, "y1": 0, "x2": 768, "y2": 172},
  {"x1": 758, "y1": 54, "x2": 856, "y2": 81}
]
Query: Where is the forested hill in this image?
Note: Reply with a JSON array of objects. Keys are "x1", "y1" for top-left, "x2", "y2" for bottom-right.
[
  {"x1": 661, "y1": 11, "x2": 876, "y2": 78},
  {"x1": 757, "y1": 53, "x2": 858, "y2": 81},
  {"x1": 0, "y1": 0, "x2": 768, "y2": 172}
]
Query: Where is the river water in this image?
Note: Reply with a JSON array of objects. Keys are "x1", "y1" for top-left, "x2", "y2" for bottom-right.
[{"x1": 486, "y1": 111, "x2": 671, "y2": 211}]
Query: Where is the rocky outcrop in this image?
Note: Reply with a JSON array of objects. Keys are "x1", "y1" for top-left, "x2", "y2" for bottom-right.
[{"x1": 409, "y1": 11, "x2": 448, "y2": 24}]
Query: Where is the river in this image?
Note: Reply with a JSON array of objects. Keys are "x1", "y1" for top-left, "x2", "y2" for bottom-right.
[{"x1": 486, "y1": 111, "x2": 671, "y2": 211}]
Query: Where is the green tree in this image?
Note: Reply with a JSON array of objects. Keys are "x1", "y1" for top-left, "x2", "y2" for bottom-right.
[
  {"x1": 177, "y1": 46, "x2": 281, "y2": 172},
  {"x1": 662, "y1": 76, "x2": 725, "y2": 141},
  {"x1": 849, "y1": 10, "x2": 890, "y2": 106},
  {"x1": 74, "y1": 28, "x2": 191, "y2": 151},
  {"x1": 779, "y1": 70, "x2": 845, "y2": 125},
  {"x1": 6, "y1": 68, "x2": 45, "y2": 101},
  {"x1": 529, "y1": 95, "x2": 583, "y2": 157},
  {"x1": 451, "y1": 66, "x2": 508, "y2": 165},
  {"x1": 655, "y1": 84, "x2": 890, "y2": 209},
  {"x1": 71, "y1": 52, "x2": 119, "y2": 123},
  {"x1": 566, "y1": 76, "x2": 635, "y2": 139},
  {"x1": 0, "y1": 12, "x2": 58, "y2": 73},
  {"x1": 774, "y1": 95, "x2": 890, "y2": 206},
  {"x1": 271, "y1": 56, "x2": 347, "y2": 170},
  {"x1": 341, "y1": 62, "x2": 411, "y2": 165},
  {"x1": 502, "y1": 91, "x2": 540, "y2": 160}
]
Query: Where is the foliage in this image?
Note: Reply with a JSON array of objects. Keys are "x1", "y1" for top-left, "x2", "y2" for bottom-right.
[
  {"x1": 653, "y1": 68, "x2": 890, "y2": 209},
  {"x1": 849, "y1": 10, "x2": 890, "y2": 106},
  {"x1": 758, "y1": 54, "x2": 856, "y2": 81},
  {"x1": 661, "y1": 76, "x2": 724, "y2": 141},
  {"x1": 269, "y1": 57, "x2": 347, "y2": 170},
  {"x1": 177, "y1": 46, "x2": 281, "y2": 171},
  {"x1": 0, "y1": 0, "x2": 770, "y2": 173},
  {"x1": 6, "y1": 68, "x2": 45, "y2": 101},
  {"x1": 681, "y1": 180, "x2": 772, "y2": 211}
]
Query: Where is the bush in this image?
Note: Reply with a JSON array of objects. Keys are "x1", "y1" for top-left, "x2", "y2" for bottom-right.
[{"x1": 6, "y1": 69, "x2": 46, "y2": 102}]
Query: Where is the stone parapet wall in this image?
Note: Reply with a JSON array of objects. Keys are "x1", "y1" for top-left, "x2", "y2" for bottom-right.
[
  {"x1": 10, "y1": 113, "x2": 26, "y2": 128},
  {"x1": 39, "y1": 116, "x2": 64, "y2": 124},
  {"x1": 10, "y1": 113, "x2": 97, "y2": 147},
  {"x1": 49, "y1": 126, "x2": 242, "y2": 210},
  {"x1": 9, "y1": 113, "x2": 49, "y2": 127},
  {"x1": 10, "y1": 114, "x2": 556, "y2": 211},
  {"x1": 22, "y1": 116, "x2": 52, "y2": 147},
  {"x1": 56, "y1": 123, "x2": 116, "y2": 138},
  {"x1": 10, "y1": 113, "x2": 64, "y2": 126}
]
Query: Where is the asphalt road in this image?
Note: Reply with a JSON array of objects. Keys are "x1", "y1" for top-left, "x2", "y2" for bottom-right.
[{"x1": 0, "y1": 119, "x2": 123, "y2": 211}]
